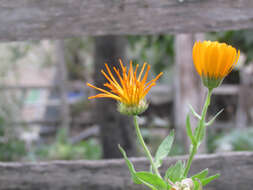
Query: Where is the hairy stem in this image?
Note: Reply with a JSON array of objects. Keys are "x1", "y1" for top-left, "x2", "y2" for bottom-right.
[
  {"x1": 183, "y1": 89, "x2": 212, "y2": 177},
  {"x1": 133, "y1": 115, "x2": 161, "y2": 178}
]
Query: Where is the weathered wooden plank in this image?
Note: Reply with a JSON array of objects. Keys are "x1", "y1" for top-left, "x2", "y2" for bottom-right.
[
  {"x1": 1, "y1": 0, "x2": 253, "y2": 41},
  {"x1": 55, "y1": 40, "x2": 71, "y2": 133},
  {"x1": 0, "y1": 152, "x2": 252, "y2": 190},
  {"x1": 213, "y1": 85, "x2": 239, "y2": 95},
  {"x1": 0, "y1": 82, "x2": 88, "y2": 91}
]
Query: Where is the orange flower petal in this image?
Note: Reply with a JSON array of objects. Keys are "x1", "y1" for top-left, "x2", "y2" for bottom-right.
[
  {"x1": 86, "y1": 60, "x2": 162, "y2": 107},
  {"x1": 193, "y1": 41, "x2": 240, "y2": 80}
]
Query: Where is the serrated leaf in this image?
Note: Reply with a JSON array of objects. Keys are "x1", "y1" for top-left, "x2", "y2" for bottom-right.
[
  {"x1": 118, "y1": 144, "x2": 142, "y2": 184},
  {"x1": 206, "y1": 109, "x2": 224, "y2": 126},
  {"x1": 154, "y1": 131, "x2": 174, "y2": 168},
  {"x1": 191, "y1": 168, "x2": 208, "y2": 180},
  {"x1": 136, "y1": 172, "x2": 167, "y2": 190},
  {"x1": 188, "y1": 104, "x2": 201, "y2": 120},
  {"x1": 186, "y1": 114, "x2": 196, "y2": 145},
  {"x1": 165, "y1": 160, "x2": 184, "y2": 183},
  {"x1": 201, "y1": 173, "x2": 220, "y2": 186}
]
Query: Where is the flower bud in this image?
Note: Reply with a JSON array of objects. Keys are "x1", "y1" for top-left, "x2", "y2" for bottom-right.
[
  {"x1": 181, "y1": 178, "x2": 194, "y2": 190},
  {"x1": 87, "y1": 60, "x2": 162, "y2": 115},
  {"x1": 170, "y1": 178, "x2": 194, "y2": 190},
  {"x1": 117, "y1": 99, "x2": 148, "y2": 116},
  {"x1": 192, "y1": 41, "x2": 240, "y2": 91}
]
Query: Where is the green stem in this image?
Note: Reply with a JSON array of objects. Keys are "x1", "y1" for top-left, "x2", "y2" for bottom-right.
[
  {"x1": 133, "y1": 115, "x2": 161, "y2": 178},
  {"x1": 183, "y1": 145, "x2": 197, "y2": 177},
  {"x1": 183, "y1": 89, "x2": 212, "y2": 177}
]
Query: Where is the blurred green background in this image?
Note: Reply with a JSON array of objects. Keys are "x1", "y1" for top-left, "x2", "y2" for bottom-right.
[{"x1": 0, "y1": 30, "x2": 253, "y2": 162}]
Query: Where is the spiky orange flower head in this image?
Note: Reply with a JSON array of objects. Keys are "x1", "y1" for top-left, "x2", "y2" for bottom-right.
[
  {"x1": 193, "y1": 41, "x2": 240, "y2": 90},
  {"x1": 86, "y1": 60, "x2": 163, "y2": 115}
]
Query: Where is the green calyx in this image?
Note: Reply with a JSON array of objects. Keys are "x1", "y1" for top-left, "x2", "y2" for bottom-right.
[
  {"x1": 201, "y1": 75, "x2": 223, "y2": 91},
  {"x1": 117, "y1": 99, "x2": 148, "y2": 116}
]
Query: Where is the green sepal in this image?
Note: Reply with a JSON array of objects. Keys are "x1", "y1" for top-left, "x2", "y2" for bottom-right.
[
  {"x1": 193, "y1": 179, "x2": 203, "y2": 190},
  {"x1": 154, "y1": 130, "x2": 174, "y2": 169},
  {"x1": 118, "y1": 100, "x2": 148, "y2": 116},
  {"x1": 186, "y1": 114, "x2": 197, "y2": 146},
  {"x1": 192, "y1": 171, "x2": 220, "y2": 187},
  {"x1": 188, "y1": 104, "x2": 201, "y2": 120},
  {"x1": 201, "y1": 173, "x2": 220, "y2": 186},
  {"x1": 136, "y1": 172, "x2": 167, "y2": 190},
  {"x1": 118, "y1": 144, "x2": 142, "y2": 184},
  {"x1": 165, "y1": 160, "x2": 185, "y2": 183},
  {"x1": 191, "y1": 168, "x2": 209, "y2": 180},
  {"x1": 201, "y1": 76, "x2": 223, "y2": 90},
  {"x1": 206, "y1": 109, "x2": 224, "y2": 126}
]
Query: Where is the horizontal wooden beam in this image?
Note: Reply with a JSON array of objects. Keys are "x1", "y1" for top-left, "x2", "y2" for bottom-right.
[
  {"x1": 213, "y1": 84, "x2": 239, "y2": 95},
  {"x1": 0, "y1": 152, "x2": 252, "y2": 190},
  {"x1": 0, "y1": 0, "x2": 253, "y2": 41},
  {"x1": 0, "y1": 82, "x2": 88, "y2": 91}
]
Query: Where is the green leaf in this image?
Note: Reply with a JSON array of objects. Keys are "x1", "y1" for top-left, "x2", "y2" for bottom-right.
[
  {"x1": 186, "y1": 114, "x2": 196, "y2": 145},
  {"x1": 188, "y1": 104, "x2": 201, "y2": 120},
  {"x1": 136, "y1": 172, "x2": 167, "y2": 190},
  {"x1": 154, "y1": 131, "x2": 174, "y2": 169},
  {"x1": 165, "y1": 160, "x2": 184, "y2": 183},
  {"x1": 118, "y1": 144, "x2": 142, "y2": 184},
  {"x1": 191, "y1": 168, "x2": 209, "y2": 180},
  {"x1": 193, "y1": 179, "x2": 202, "y2": 190},
  {"x1": 206, "y1": 109, "x2": 224, "y2": 126},
  {"x1": 201, "y1": 173, "x2": 220, "y2": 186}
]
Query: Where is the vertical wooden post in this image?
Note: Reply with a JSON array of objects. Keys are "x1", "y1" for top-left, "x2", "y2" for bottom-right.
[
  {"x1": 94, "y1": 36, "x2": 138, "y2": 158},
  {"x1": 236, "y1": 64, "x2": 253, "y2": 128},
  {"x1": 55, "y1": 40, "x2": 70, "y2": 134},
  {"x1": 174, "y1": 34, "x2": 205, "y2": 153}
]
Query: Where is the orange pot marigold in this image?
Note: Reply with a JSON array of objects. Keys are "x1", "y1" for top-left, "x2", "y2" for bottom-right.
[
  {"x1": 86, "y1": 60, "x2": 163, "y2": 115},
  {"x1": 193, "y1": 41, "x2": 240, "y2": 90}
]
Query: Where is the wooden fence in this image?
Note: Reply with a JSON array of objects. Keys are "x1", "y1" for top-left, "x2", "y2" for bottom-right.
[
  {"x1": 0, "y1": 0, "x2": 253, "y2": 189},
  {"x1": 0, "y1": 152, "x2": 252, "y2": 190},
  {"x1": 0, "y1": 0, "x2": 253, "y2": 41}
]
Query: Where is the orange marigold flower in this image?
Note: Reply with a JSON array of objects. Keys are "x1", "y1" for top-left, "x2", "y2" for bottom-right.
[
  {"x1": 86, "y1": 60, "x2": 163, "y2": 115},
  {"x1": 193, "y1": 41, "x2": 240, "y2": 90}
]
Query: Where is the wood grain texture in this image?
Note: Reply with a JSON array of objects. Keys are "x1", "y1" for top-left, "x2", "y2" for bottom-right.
[
  {"x1": 1, "y1": 0, "x2": 253, "y2": 41},
  {"x1": 0, "y1": 151, "x2": 252, "y2": 190}
]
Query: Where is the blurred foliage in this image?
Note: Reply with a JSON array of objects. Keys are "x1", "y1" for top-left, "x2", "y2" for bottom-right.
[
  {"x1": 0, "y1": 139, "x2": 26, "y2": 161},
  {"x1": 64, "y1": 37, "x2": 94, "y2": 80},
  {"x1": 127, "y1": 35, "x2": 174, "y2": 75},
  {"x1": 70, "y1": 100, "x2": 90, "y2": 116},
  {"x1": 0, "y1": 42, "x2": 31, "y2": 161},
  {"x1": 1, "y1": 31, "x2": 253, "y2": 162},
  {"x1": 209, "y1": 128, "x2": 253, "y2": 153},
  {"x1": 0, "y1": 116, "x2": 26, "y2": 161},
  {"x1": 0, "y1": 40, "x2": 99, "y2": 162},
  {"x1": 207, "y1": 129, "x2": 225, "y2": 153},
  {"x1": 33, "y1": 129, "x2": 102, "y2": 161}
]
